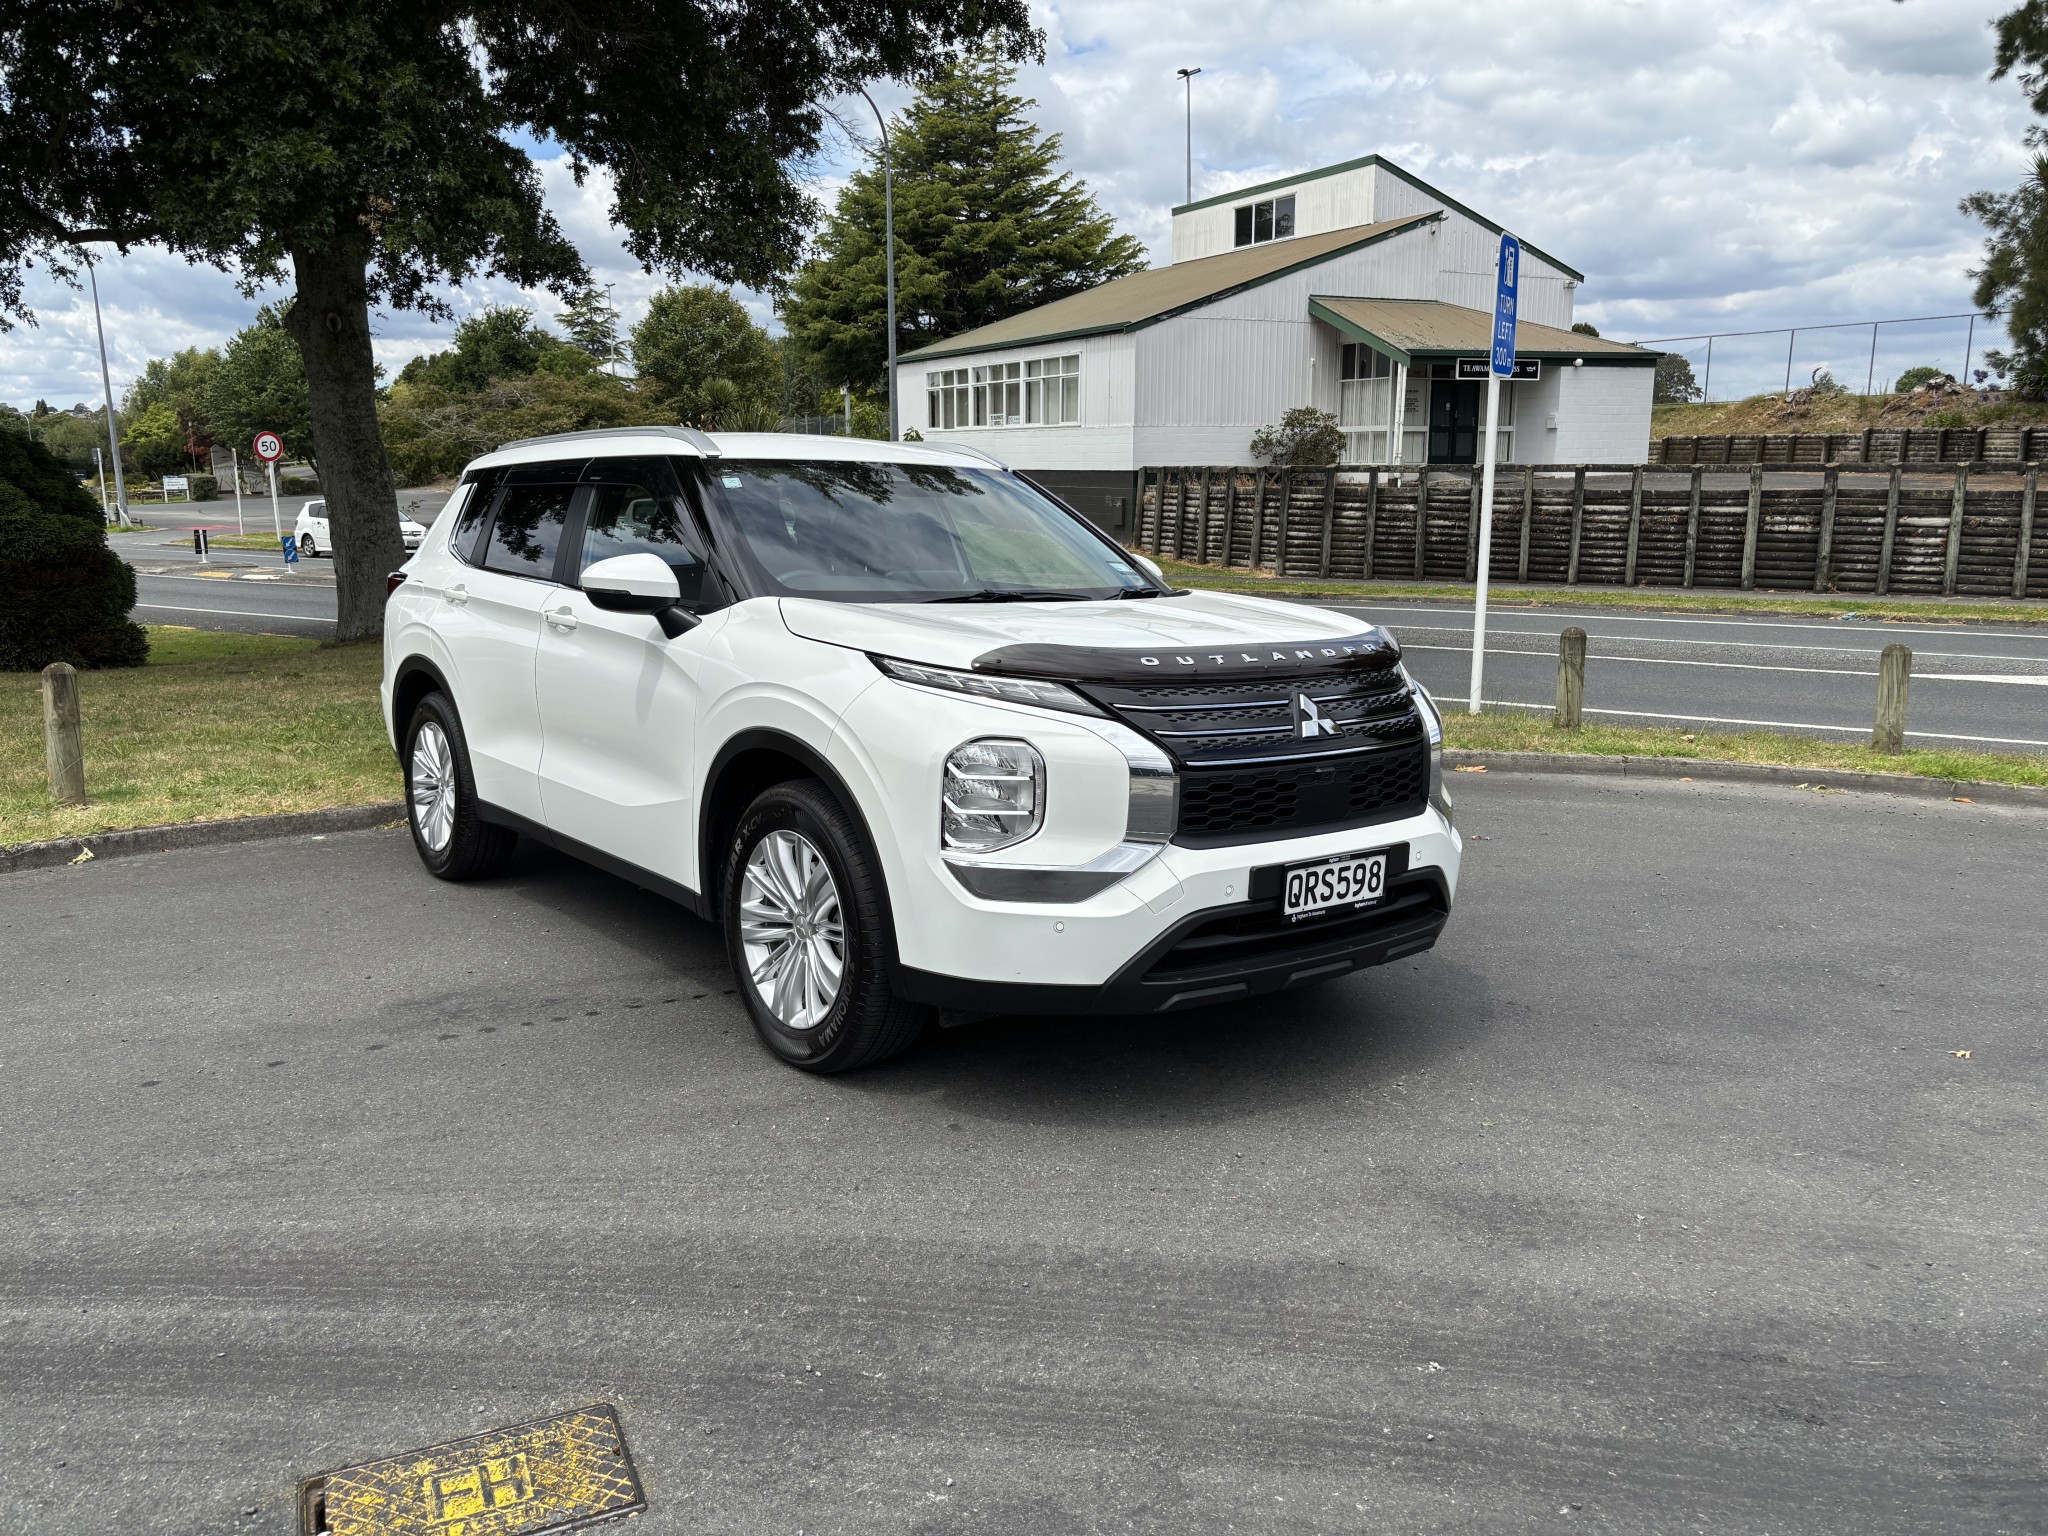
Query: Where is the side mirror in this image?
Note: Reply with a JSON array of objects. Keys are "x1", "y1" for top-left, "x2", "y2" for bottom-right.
[
  {"x1": 581, "y1": 552, "x2": 698, "y2": 637},
  {"x1": 1133, "y1": 554, "x2": 1165, "y2": 584}
]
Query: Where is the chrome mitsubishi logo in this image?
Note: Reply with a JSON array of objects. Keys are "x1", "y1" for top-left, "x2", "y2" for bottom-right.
[{"x1": 1295, "y1": 692, "x2": 1337, "y2": 739}]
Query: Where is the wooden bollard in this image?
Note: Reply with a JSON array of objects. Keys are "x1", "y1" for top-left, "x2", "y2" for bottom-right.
[
  {"x1": 41, "y1": 662, "x2": 87, "y2": 805},
  {"x1": 1872, "y1": 643, "x2": 1912, "y2": 754},
  {"x1": 1555, "y1": 627, "x2": 1587, "y2": 730}
]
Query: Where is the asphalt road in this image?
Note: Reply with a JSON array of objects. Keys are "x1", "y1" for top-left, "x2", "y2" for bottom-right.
[
  {"x1": 1333, "y1": 601, "x2": 2048, "y2": 753},
  {"x1": 2, "y1": 774, "x2": 2042, "y2": 1534}
]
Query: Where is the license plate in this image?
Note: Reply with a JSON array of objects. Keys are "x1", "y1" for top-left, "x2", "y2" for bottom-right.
[{"x1": 1282, "y1": 850, "x2": 1388, "y2": 920}]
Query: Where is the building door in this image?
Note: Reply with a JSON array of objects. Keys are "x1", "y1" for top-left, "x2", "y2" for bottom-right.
[{"x1": 1428, "y1": 381, "x2": 1482, "y2": 464}]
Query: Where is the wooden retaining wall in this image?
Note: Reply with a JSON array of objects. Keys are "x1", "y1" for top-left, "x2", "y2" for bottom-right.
[
  {"x1": 1652, "y1": 427, "x2": 2048, "y2": 467},
  {"x1": 1135, "y1": 464, "x2": 2048, "y2": 598}
]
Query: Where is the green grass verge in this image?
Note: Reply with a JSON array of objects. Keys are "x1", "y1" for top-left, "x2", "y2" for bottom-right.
[
  {"x1": 2, "y1": 627, "x2": 397, "y2": 846},
  {"x1": 1150, "y1": 556, "x2": 2048, "y2": 626},
  {"x1": 203, "y1": 533, "x2": 299, "y2": 551},
  {"x1": 1443, "y1": 711, "x2": 2047, "y2": 789}
]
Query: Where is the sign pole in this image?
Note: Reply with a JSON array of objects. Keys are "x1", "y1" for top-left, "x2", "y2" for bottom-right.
[
  {"x1": 268, "y1": 459, "x2": 281, "y2": 540},
  {"x1": 231, "y1": 447, "x2": 245, "y2": 535},
  {"x1": 1469, "y1": 232, "x2": 1521, "y2": 714}
]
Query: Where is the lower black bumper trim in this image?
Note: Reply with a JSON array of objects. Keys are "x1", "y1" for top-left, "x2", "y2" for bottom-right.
[{"x1": 896, "y1": 870, "x2": 1450, "y2": 1017}]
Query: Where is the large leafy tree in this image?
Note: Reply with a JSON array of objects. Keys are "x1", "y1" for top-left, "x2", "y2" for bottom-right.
[
  {"x1": 631, "y1": 286, "x2": 783, "y2": 426},
  {"x1": 1966, "y1": 4, "x2": 2048, "y2": 396},
  {"x1": 205, "y1": 309, "x2": 315, "y2": 473},
  {"x1": 781, "y1": 49, "x2": 1147, "y2": 392},
  {"x1": 1, "y1": 3, "x2": 1036, "y2": 639},
  {"x1": 123, "y1": 346, "x2": 222, "y2": 463}
]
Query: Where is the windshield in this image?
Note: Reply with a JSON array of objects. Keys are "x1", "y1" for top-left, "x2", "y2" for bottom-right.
[{"x1": 707, "y1": 460, "x2": 1154, "y2": 602}]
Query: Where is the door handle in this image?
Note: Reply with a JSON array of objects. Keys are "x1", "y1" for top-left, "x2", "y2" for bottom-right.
[
  {"x1": 445, "y1": 583, "x2": 468, "y2": 606},
  {"x1": 546, "y1": 605, "x2": 577, "y2": 632}
]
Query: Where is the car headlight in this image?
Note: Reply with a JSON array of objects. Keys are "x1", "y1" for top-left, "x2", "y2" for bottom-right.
[
  {"x1": 1403, "y1": 669, "x2": 1450, "y2": 821},
  {"x1": 942, "y1": 738, "x2": 1044, "y2": 852},
  {"x1": 874, "y1": 655, "x2": 1101, "y2": 716}
]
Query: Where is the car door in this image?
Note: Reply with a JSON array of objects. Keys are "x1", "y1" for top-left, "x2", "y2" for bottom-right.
[
  {"x1": 429, "y1": 463, "x2": 581, "y2": 823},
  {"x1": 534, "y1": 456, "x2": 717, "y2": 887}
]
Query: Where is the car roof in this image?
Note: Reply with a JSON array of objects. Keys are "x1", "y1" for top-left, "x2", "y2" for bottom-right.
[{"x1": 466, "y1": 425, "x2": 1006, "y2": 475}]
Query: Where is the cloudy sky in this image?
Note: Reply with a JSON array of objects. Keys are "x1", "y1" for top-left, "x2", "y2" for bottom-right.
[{"x1": 5, "y1": 0, "x2": 2034, "y2": 411}]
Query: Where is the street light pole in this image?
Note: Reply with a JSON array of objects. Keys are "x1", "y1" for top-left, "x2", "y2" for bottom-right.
[
  {"x1": 857, "y1": 88, "x2": 899, "y2": 442},
  {"x1": 1176, "y1": 68, "x2": 1202, "y2": 204},
  {"x1": 85, "y1": 252, "x2": 130, "y2": 525}
]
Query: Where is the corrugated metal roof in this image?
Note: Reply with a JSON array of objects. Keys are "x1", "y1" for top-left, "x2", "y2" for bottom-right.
[
  {"x1": 1308, "y1": 297, "x2": 1660, "y2": 365},
  {"x1": 899, "y1": 215, "x2": 1437, "y2": 363}
]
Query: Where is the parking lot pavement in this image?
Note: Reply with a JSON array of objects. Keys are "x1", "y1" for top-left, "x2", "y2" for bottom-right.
[{"x1": 1, "y1": 775, "x2": 2042, "y2": 1533}]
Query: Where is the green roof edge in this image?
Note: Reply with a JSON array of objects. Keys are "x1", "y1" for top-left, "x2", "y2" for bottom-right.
[
  {"x1": 1306, "y1": 298, "x2": 1662, "y2": 366},
  {"x1": 1171, "y1": 153, "x2": 1588, "y2": 284},
  {"x1": 901, "y1": 214, "x2": 1442, "y2": 365}
]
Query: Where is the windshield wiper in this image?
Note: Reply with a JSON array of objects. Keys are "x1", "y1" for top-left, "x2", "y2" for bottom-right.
[
  {"x1": 925, "y1": 589, "x2": 1095, "y2": 603},
  {"x1": 1113, "y1": 586, "x2": 1166, "y2": 598}
]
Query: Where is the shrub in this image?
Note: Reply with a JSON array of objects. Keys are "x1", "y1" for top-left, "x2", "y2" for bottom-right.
[
  {"x1": 0, "y1": 432, "x2": 148, "y2": 670},
  {"x1": 1249, "y1": 407, "x2": 1343, "y2": 467},
  {"x1": 280, "y1": 475, "x2": 320, "y2": 494},
  {"x1": 189, "y1": 473, "x2": 218, "y2": 501},
  {"x1": 1893, "y1": 365, "x2": 1947, "y2": 393}
]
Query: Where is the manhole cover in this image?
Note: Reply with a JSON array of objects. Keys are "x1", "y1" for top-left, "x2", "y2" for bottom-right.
[{"x1": 301, "y1": 1404, "x2": 645, "y2": 1536}]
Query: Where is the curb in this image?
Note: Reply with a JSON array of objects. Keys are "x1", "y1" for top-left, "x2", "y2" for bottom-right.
[
  {"x1": 1442, "y1": 750, "x2": 2048, "y2": 809},
  {"x1": 0, "y1": 802, "x2": 406, "y2": 875}
]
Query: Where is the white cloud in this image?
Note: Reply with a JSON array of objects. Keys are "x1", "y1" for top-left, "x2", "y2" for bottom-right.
[{"x1": 3, "y1": 0, "x2": 2035, "y2": 407}]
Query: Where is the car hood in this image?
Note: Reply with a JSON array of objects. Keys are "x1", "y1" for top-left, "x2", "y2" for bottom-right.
[{"x1": 778, "y1": 590, "x2": 1401, "y2": 681}]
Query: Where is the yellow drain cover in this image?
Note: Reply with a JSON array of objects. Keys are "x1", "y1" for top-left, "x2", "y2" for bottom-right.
[{"x1": 304, "y1": 1404, "x2": 645, "y2": 1536}]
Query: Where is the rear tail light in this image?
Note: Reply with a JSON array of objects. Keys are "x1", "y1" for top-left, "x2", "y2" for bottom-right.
[{"x1": 386, "y1": 570, "x2": 409, "y2": 598}]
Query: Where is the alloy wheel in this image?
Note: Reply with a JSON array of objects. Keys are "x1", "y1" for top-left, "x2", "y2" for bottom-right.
[
  {"x1": 738, "y1": 830, "x2": 846, "y2": 1031},
  {"x1": 409, "y1": 721, "x2": 456, "y2": 852}
]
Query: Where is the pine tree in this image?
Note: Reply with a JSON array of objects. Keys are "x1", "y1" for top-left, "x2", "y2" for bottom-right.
[
  {"x1": 1967, "y1": 4, "x2": 2048, "y2": 395},
  {"x1": 557, "y1": 285, "x2": 623, "y2": 368},
  {"x1": 782, "y1": 50, "x2": 1147, "y2": 390}
]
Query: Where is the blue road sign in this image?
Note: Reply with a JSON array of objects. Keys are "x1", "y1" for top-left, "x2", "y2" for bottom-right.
[
  {"x1": 281, "y1": 535, "x2": 298, "y2": 565},
  {"x1": 1491, "y1": 234, "x2": 1521, "y2": 378}
]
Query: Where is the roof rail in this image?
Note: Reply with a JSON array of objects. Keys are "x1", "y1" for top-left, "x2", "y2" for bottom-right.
[
  {"x1": 496, "y1": 424, "x2": 721, "y2": 456},
  {"x1": 931, "y1": 440, "x2": 1010, "y2": 470}
]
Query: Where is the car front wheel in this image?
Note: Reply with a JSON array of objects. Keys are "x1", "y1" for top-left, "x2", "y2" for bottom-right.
[
  {"x1": 403, "y1": 692, "x2": 517, "y2": 880},
  {"x1": 722, "y1": 780, "x2": 930, "y2": 1073}
]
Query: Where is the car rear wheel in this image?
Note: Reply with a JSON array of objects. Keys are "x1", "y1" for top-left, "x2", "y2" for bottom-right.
[
  {"x1": 722, "y1": 779, "x2": 930, "y2": 1073},
  {"x1": 404, "y1": 692, "x2": 517, "y2": 880},
  {"x1": 298, "y1": 532, "x2": 317, "y2": 558}
]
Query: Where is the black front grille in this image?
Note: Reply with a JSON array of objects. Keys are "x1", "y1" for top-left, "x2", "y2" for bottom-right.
[
  {"x1": 1082, "y1": 667, "x2": 1422, "y2": 765},
  {"x1": 1176, "y1": 740, "x2": 1429, "y2": 845}
]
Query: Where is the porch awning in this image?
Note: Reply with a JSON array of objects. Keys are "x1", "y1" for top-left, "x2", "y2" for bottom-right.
[{"x1": 1308, "y1": 296, "x2": 1660, "y2": 368}]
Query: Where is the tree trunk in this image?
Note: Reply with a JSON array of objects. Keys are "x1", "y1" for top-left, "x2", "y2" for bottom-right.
[{"x1": 285, "y1": 231, "x2": 403, "y2": 641}]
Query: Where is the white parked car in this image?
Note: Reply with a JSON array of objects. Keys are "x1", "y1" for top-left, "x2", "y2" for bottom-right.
[
  {"x1": 381, "y1": 428, "x2": 1460, "y2": 1072},
  {"x1": 294, "y1": 498, "x2": 428, "y2": 557}
]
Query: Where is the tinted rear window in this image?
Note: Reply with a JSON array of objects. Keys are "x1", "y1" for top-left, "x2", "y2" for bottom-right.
[{"x1": 481, "y1": 484, "x2": 574, "y2": 579}]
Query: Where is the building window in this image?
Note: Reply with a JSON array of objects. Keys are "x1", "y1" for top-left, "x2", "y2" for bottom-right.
[
  {"x1": 1339, "y1": 342, "x2": 1395, "y2": 464},
  {"x1": 1232, "y1": 194, "x2": 1296, "y2": 248},
  {"x1": 926, "y1": 368, "x2": 970, "y2": 430},
  {"x1": 927, "y1": 355, "x2": 1080, "y2": 429}
]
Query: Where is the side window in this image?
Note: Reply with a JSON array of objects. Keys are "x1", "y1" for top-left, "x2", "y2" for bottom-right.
[
  {"x1": 579, "y1": 481, "x2": 707, "y2": 609},
  {"x1": 481, "y1": 483, "x2": 575, "y2": 579},
  {"x1": 448, "y1": 474, "x2": 497, "y2": 563}
]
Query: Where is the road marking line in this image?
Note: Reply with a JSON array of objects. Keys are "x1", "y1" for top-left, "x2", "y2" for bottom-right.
[
  {"x1": 1917, "y1": 673, "x2": 2048, "y2": 686},
  {"x1": 1478, "y1": 699, "x2": 2048, "y2": 747},
  {"x1": 1333, "y1": 603, "x2": 2048, "y2": 645},
  {"x1": 134, "y1": 603, "x2": 325, "y2": 622},
  {"x1": 1404, "y1": 644, "x2": 1875, "y2": 677},
  {"x1": 1382, "y1": 623, "x2": 2039, "y2": 665}
]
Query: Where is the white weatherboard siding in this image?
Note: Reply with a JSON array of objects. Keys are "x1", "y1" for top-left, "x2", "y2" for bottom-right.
[
  {"x1": 1172, "y1": 165, "x2": 1380, "y2": 262},
  {"x1": 1547, "y1": 366, "x2": 1655, "y2": 463}
]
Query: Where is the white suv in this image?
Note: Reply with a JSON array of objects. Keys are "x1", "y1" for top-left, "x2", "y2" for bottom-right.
[{"x1": 381, "y1": 428, "x2": 1460, "y2": 1072}]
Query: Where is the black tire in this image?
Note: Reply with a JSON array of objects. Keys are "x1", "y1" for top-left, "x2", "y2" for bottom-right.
[
  {"x1": 298, "y1": 532, "x2": 317, "y2": 558},
  {"x1": 721, "y1": 779, "x2": 931, "y2": 1073},
  {"x1": 402, "y1": 691, "x2": 517, "y2": 881}
]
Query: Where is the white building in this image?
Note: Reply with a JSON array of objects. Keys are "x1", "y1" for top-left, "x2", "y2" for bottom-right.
[{"x1": 895, "y1": 154, "x2": 1660, "y2": 531}]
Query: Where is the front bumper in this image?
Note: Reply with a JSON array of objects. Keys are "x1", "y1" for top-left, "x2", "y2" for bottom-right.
[
  {"x1": 897, "y1": 859, "x2": 1450, "y2": 1016},
  {"x1": 888, "y1": 805, "x2": 1460, "y2": 1016}
]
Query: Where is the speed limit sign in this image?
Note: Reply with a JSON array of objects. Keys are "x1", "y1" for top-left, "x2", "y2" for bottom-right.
[{"x1": 252, "y1": 431, "x2": 283, "y2": 463}]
